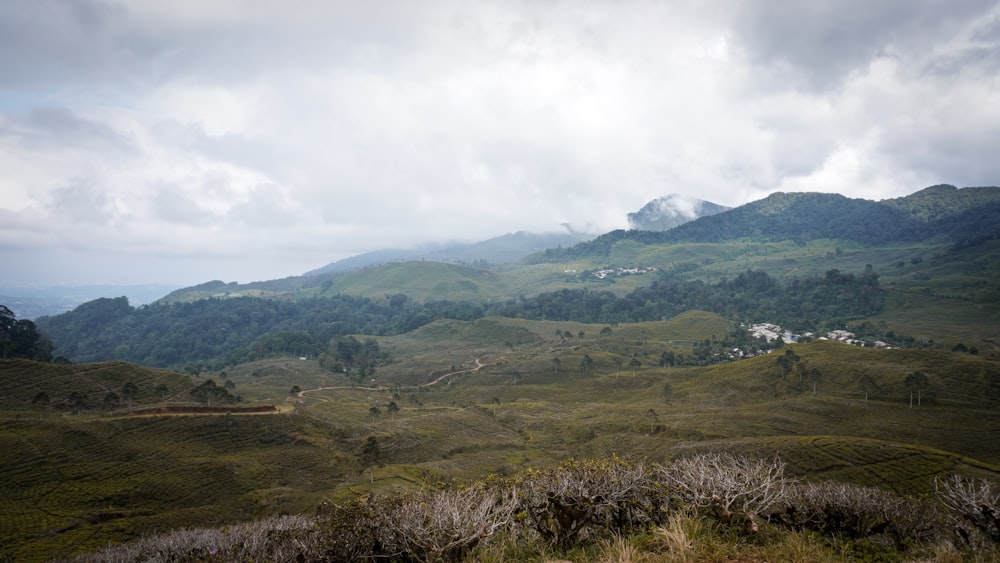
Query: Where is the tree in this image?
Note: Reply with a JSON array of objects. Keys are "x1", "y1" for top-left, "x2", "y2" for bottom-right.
[
  {"x1": 0, "y1": 305, "x2": 51, "y2": 361},
  {"x1": 859, "y1": 373, "x2": 878, "y2": 403},
  {"x1": 104, "y1": 392, "x2": 121, "y2": 411},
  {"x1": 154, "y1": 383, "x2": 169, "y2": 401},
  {"x1": 646, "y1": 408, "x2": 658, "y2": 434},
  {"x1": 552, "y1": 357, "x2": 561, "y2": 374},
  {"x1": 190, "y1": 380, "x2": 233, "y2": 406},
  {"x1": 904, "y1": 371, "x2": 929, "y2": 407},
  {"x1": 659, "y1": 351, "x2": 676, "y2": 368},
  {"x1": 809, "y1": 368, "x2": 822, "y2": 394},
  {"x1": 121, "y1": 381, "x2": 138, "y2": 412},
  {"x1": 289, "y1": 385, "x2": 302, "y2": 396},
  {"x1": 360, "y1": 435, "x2": 382, "y2": 483},
  {"x1": 579, "y1": 354, "x2": 595, "y2": 375},
  {"x1": 628, "y1": 357, "x2": 642, "y2": 378},
  {"x1": 67, "y1": 391, "x2": 87, "y2": 414},
  {"x1": 113, "y1": 344, "x2": 130, "y2": 360}
]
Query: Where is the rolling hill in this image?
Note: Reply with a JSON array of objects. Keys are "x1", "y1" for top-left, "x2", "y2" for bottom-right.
[
  {"x1": 7, "y1": 183, "x2": 1000, "y2": 559},
  {"x1": 3, "y1": 324, "x2": 1000, "y2": 559}
]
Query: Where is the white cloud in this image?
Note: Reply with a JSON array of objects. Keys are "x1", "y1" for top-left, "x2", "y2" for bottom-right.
[{"x1": 0, "y1": 0, "x2": 997, "y2": 286}]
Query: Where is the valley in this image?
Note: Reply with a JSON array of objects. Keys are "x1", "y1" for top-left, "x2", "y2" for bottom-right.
[{"x1": 3, "y1": 185, "x2": 1000, "y2": 561}]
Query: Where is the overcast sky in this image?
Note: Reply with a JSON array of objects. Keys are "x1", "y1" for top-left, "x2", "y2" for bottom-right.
[{"x1": 2, "y1": 0, "x2": 999, "y2": 288}]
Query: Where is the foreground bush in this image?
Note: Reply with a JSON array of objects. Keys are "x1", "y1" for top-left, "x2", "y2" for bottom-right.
[
  {"x1": 936, "y1": 474, "x2": 1000, "y2": 548},
  {"x1": 66, "y1": 455, "x2": 1000, "y2": 562},
  {"x1": 515, "y1": 456, "x2": 668, "y2": 549},
  {"x1": 780, "y1": 481, "x2": 942, "y2": 549}
]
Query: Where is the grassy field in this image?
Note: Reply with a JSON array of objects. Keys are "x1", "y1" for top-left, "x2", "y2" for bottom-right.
[{"x1": 3, "y1": 312, "x2": 1000, "y2": 560}]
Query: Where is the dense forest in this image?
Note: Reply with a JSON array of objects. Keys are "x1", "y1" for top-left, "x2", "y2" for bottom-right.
[{"x1": 33, "y1": 268, "x2": 882, "y2": 371}]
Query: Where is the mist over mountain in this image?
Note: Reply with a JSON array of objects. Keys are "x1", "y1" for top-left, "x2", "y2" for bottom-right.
[
  {"x1": 533, "y1": 185, "x2": 1000, "y2": 263},
  {"x1": 627, "y1": 194, "x2": 731, "y2": 231},
  {"x1": 304, "y1": 230, "x2": 594, "y2": 276}
]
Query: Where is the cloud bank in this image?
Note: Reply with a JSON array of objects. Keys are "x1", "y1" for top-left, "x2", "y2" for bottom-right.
[{"x1": 1, "y1": 0, "x2": 998, "y2": 285}]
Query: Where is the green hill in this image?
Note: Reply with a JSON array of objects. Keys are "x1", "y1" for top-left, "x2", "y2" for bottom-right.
[
  {"x1": 316, "y1": 261, "x2": 508, "y2": 301},
  {"x1": 4, "y1": 316, "x2": 1000, "y2": 559}
]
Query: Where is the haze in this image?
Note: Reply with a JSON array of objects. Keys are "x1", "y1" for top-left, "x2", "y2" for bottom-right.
[{"x1": 1, "y1": 0, "x2": 998, "y2": 287}]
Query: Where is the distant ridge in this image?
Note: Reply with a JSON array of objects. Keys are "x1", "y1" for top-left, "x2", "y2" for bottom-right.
[
  {"x1": 627, "y1": 194, "x2": 730, "y2": 231},
  {"x1": 304, "y1": 230, "x2": 593, "y2": 276},
  {"x1": 533, "y1": 185, "x2": 1000, "y2": 261}
]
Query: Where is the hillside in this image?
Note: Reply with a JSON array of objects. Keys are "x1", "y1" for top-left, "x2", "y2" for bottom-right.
[
  {"x1": 534, "y1": 185, "x2": 1000, "y2": 262},
  {"x1": 305, "y1": 230, "x2": 594, "y2": 276},
  {"x1": 4, "y1": 328, "x2": 1000, "y2": 559}
]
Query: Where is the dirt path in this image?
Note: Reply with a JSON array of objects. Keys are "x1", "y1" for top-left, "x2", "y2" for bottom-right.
[{"x1": 295, "y1": 357, "x2": 491, "y2": 400}]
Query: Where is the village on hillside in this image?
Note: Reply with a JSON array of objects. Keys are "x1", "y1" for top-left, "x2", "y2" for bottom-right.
[{"x1": 748, "y1": 323, "x2": 893, "y2": 348}]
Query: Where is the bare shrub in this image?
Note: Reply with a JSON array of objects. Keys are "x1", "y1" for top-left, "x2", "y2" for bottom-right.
[
  {"x1": 935, "y1": 474, "x2": 1000, "y2": 546},
  {"x1": 314, "y1": 495, "x2": 406, "y2": 562},
  {"x1": 781, "y1": 481, "x2": 941, "y2": 548},
  {"x1": 382, "y1": 484, "x2": 519, "y2": 563},
  {"x1": 515, "y1": 456, "x2": 664, "y2": 549},
  {"x1": 659, "y1": 453, "x2": 790, "y2": 532},
  {"x1": 65, "y1": 514, "x2": 315, "y2": 563}
]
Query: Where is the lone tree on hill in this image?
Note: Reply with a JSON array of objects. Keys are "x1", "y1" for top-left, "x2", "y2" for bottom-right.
[
  {"x1": 628, "y1": 357, "x2": 642, "y2": 378},
  {"x1": 103, "y1": 392, "x2": 120, "y2": 411},
  {"x1": 121, "y1": 381, "x2": 138, "y2": 412},
  {"x1": 905, "y1": 371, "x2": 929, "y2": 407},
  {"x1": 579, "y1": 354, "x2": 595, "y2": 374},
  {"x1": 809, "y1": 368, "x2": 822, "y2": 394},
  {"x1": 859, "y1": 373, "x2": 878, "y2": 403}
]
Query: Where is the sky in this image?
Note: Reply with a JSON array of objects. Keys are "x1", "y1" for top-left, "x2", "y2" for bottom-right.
[{"x1": 1, "y1": 0, "x2": 999, "y2": 288}]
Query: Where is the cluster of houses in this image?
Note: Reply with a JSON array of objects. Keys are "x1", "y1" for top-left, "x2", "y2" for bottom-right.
[
  {"x1": 747, "y1": 323, "x2": 892, "y2": 348},
  {"x1": 591, "y1": 266, "x2": 657, "y2": 279},
  {"x1": 748, "y1": 323, "x2": 812, "y2": 344},
  {"x1": 823, "y1": 329, "x2": 892, "y2": 348}
]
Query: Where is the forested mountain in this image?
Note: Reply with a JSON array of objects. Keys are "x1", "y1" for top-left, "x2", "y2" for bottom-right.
[
  {"x1": 27, "y1": 185, "x2": 1000, "y2": 369},
  {"x1": 533, "y1": 185, "x2": 1000, "y2": 261}
]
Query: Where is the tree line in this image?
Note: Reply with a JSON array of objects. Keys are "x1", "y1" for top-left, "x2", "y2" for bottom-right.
[{"x1": 33, "y1": 268, "x2": 883, "y2": 370}]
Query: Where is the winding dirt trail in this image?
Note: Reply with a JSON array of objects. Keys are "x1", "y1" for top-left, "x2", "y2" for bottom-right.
[{"x1": 296, "y1": 357, "x2": 490, "y2": 400}]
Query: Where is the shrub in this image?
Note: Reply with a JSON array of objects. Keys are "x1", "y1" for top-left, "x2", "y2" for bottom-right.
[
  {"x1": 515, "y1": 456, "x2": 667, "y2": 549},
  {"x1": 381, "y1": 485, "x2": 519, "y2": 563},
  {"x1": 66, "y1": 515, "x2": 315, "y2": 562},
  {"x1": 659, "y1": 453, "x2": 790, "y2": 532},
  {"x1": 935, "y1": 474, "x2": 1000, "y2": 547},
  {"x1": 780, "y1": 481, "x2": 942, "y2": 549}
]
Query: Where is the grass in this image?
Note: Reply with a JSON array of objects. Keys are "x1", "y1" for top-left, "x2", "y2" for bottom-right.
[{"x1": 3, "y1": 312, "x2": 1000, "y2": 559}]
